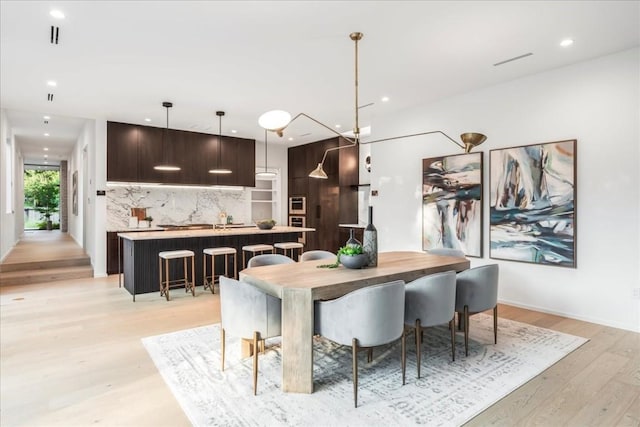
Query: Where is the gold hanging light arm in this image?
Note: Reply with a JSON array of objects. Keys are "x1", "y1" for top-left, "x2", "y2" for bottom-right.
[
  {"x1": 351, "y1": 32, "x2": 362, "y2": 144},
  {"x1": 363, "y1": 131, "x2": 464, "y2": 149}
]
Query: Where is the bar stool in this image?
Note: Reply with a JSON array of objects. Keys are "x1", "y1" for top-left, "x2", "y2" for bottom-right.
[
  {"x1": 274, "y1": 241, "x2": 304, "y2": 261},
  {"x1": 203, "y1": 247, "x2": 237, "y2": 294},
  {"x1": 242, "y1": 244, "x2": 274, "y2": 268},
  {"x1": 158, "y1": 250, "x2": 196, "y2": 301}
]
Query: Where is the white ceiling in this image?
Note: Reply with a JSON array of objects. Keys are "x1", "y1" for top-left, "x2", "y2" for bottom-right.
[{"x1": 1, "y1": 1, "x2": 638, "y2": 166}]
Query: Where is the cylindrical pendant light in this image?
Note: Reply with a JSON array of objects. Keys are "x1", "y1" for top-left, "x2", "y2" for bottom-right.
[
  {"x1": 256, "y1": 129, "x2": 277, "y2": 178},
  {"x1": 209, "y1": 111, "x2": 232, "y2": 174},
  {"x1": 154, "y1": 102, "x2": 181, "y2": 171}
]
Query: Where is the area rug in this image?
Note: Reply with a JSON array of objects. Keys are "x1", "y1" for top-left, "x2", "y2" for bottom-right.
[{"x1": 142, "y1": 314, "x2": 587, "y2": 426}]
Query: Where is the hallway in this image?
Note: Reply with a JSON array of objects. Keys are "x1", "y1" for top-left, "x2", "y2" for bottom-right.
[{"x1": 0, "y1": 231, "x2": 93, "y2": 286}]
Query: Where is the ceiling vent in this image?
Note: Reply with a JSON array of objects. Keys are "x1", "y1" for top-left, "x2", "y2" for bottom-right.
[
  {"x1": 50, "y1": 26, "x2": 60, "y2": 44},
  {"x1": 493, "y1": 52, "x2": 533, "y2": 67},
  {"x1": 47, "y1": 93, "x2": 54, "y2": 101}
]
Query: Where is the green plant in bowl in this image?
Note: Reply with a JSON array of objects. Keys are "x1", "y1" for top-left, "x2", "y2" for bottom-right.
[
  {"x1": 256, "y1": 219, "x2": 276, "y2": 230},
  {"x1": 318, "y1": 244, "x2": 365, "y2": 269}
]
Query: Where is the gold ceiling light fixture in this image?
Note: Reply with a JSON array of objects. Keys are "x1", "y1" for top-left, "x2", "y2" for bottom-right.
[
  {"x1": 208, "y1": 111, "x2": 232, "y2": 174},
  {"x1": 154, "y1": 101, "x2": 181, "y2": 172},
  {"x1": 258, "y1": 32, "x2": 487, "y2": 179},
  {"x1": 256, "y1": 129, "x2": 277, "y2": 178}
]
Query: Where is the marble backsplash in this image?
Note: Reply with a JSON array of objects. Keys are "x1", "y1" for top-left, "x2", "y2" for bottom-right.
[{"x1": 106, "y1": 185, "x2": 251, "y2": 231}]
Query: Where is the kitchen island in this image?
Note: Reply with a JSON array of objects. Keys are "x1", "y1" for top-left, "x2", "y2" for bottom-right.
[{"x1": 118, "y1": 226, "x2": 314, "y2": 299}]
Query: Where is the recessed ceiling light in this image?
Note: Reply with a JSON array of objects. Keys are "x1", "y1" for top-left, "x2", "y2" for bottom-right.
[
  {"x1": 44, "y1": 161, "x2": 49, "y2": 164},
  {"x1": 44, "y1": 155, "x2": 48, "y2": 158},
  {"x1": 50, "y1": 10, "x2": 65, "y2": 19},
  {"x1": 288, "y1": 137, "x2": 294, "y2": 141},
  {"x1": 144, "y1": 118, "x2": 152, "y2": 122},
  {"x1": 43, "y1": 115, "x2": 51, "y2": 120},
  {"x1": 47, "y1": 80, "x2": 57, "y2": 87},
  {"x1": 44, "y1": 147, "x2": 49, "y2": 151},
  {"x1": 560, "y1": 39, "x2": 574, "y2": 47},
  {"x1": 44, "y1": 133, "x2": 50, "y2": 137},
  {"x1": 231, "y1": 130, "x2": 237, "y2": 134},
  {"x1": 335, "y1": 124, "x2": 342, "y2": 129},
  {"x1": 381, "y1": 96, "x2": 390, "y2": 102}
]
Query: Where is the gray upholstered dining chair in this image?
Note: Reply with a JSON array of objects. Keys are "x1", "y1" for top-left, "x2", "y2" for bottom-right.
[
  {"x1": 246, "y1": 253, "x2": 295, "y2": 268},
  {"x1": 219, "y1": 276, "x2": 281, "y2": 395},
  {"x1": 428, "y1": 248, "x2": 466, "y2": 258},
  {"x1": 455, "y1": 264, "x2": 499, "y2": 356},
  {"x1": 299, "y1": 250, "x2": 336, "y2": 262},
  {"x1": 404, "y1": 270, "x2": 457, "y2": 378},
  {"x1": 314, "y1": 280, "x2": 406, "y2": 408}
]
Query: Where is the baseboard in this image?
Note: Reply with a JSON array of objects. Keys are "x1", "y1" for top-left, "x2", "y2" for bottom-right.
[{"x1": 498, "y1": 298, "x2": 640, "y2": 333}]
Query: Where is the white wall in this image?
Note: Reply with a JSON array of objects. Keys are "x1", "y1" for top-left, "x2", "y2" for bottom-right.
[
  {"x1": 0, "y1": 109, "x2": 17, "y2": 260},
  {"x1": 368, "y1": 48, "x2": 639, "y2": 332}
]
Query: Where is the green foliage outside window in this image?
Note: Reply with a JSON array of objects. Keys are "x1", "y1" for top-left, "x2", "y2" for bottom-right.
[{"x1": 24, "y1": 169, "x2": 60, "y2": 221}]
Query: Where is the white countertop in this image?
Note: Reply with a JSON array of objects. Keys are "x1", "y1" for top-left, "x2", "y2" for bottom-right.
[
  {"x1": 338, "y1": 223, "x2": 367, "y2": 228},
  {"x1": 118, "y1": 226, "x2": 315, "y2": 241}
]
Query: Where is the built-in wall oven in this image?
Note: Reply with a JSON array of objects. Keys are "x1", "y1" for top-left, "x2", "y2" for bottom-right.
[
  {"x1": 289, "y1": 196, "x2": 306, "y2": 215},
  {"x1": 289, "y1": 215, "x2": 306, "y2": 244}
]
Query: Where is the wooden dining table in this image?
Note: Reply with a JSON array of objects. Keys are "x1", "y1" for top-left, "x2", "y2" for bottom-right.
[{"x1": 239, "y1": 250, "x2": 470, "y2": 394}]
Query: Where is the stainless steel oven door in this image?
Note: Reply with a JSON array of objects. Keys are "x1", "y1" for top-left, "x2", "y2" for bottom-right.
[
  {"x1": 288, "y1": 197, "x2": 306, "y2": 215},
  {"x1": 288, "y1": 215, "x2": 306, "y2": 244}
]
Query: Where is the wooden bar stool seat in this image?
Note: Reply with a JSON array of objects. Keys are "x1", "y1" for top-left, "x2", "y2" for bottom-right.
[
  {"x1": 242, "y1": 244, "x2": 274, "y2": 268},
  {"x1": 274, "y1": 242, "x2": 304, "y2": 261},
  {"x1": 203, "y1": 247, "x2": 237, "y2": 294},
  {"x1": 158, "y1": 250, "x2": 196, "y2": 301}
]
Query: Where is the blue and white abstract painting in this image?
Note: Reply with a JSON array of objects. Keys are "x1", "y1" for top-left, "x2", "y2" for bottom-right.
[
  {"x1": 490, "y1": 140, "x2": 576, "y2": 267},
  {"x1": 423, "y1": 152, "x2": 483, "y2": 257}
]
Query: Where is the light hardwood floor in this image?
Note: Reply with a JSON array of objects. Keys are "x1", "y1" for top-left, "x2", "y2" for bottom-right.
[{"x1": 1, "y1": 276, "x2": 638, "y2": 426}]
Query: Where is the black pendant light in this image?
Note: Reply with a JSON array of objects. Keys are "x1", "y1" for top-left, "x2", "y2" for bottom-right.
[
  {"x1": 256, "y1": 129, "x2": 277, "y2": 178},
  {"x1": 154, "y1": 101, "x2": 181, "y2": 171},
  {"x1": 208, "y1": 110, "x2": 232, "y2": 174}
]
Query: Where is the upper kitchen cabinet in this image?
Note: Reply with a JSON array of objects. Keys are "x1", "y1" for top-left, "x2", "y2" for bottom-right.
[
  {"x1": 225, "y1": 136, "x2": 255, "y2": 187},
  {"x1": 106, "y1": 122, "x2": 139, "y2": 182},
  {"x1": 288, "y1": 144, "x2": 307, "y2": 179},
  {"x1": 137, "y1": 125, "x2": 166, "y2": 183},
  {"x1": 107, "y1": 121, "x2": 255, "y2": 186}
]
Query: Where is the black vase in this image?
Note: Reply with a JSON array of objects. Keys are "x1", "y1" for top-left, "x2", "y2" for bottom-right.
[{"x1": 363, "y1": 206, "x2": 378, "y2": 267}]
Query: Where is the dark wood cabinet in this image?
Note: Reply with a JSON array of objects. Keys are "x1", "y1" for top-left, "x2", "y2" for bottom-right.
[
  {"x1": 106, "y1": 231, "x2": 122, "y2": 275},
  {"x1": 233, "y1": 137, "x2": 256, "y2": 187},
  {"x1": 137, "y1": 125, "x2": 165, "y2": 183},
  {"x1": 288, "y1": 145, "x2": 307, "y2": 179},
  {"x1": 107, "y1": 122, "x2": 139, "y2": 182},
  {"x1": 288, "y1": 137, "x2": 359, "y2": 252},
  {"x1": 107, "y1": 121, "x2": 255, "y2": 186}
]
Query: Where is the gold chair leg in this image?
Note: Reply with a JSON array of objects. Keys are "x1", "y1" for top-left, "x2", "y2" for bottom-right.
[
  {"x1": 191, "y1": 256, "x2": 195, "y2": 296},
  {"x1": 450, "y1": 317, "x2": 456, "y2": 362},
  {"x1": 253, "y1": 331, "x2": 259, "y2": 395},
  {"x1": 401, "y1": 328, "x2": 406, "y2": 386},
  {"x1": 158, "y1": 257, "x2": 163, "y2": 297},
  {"x1": 352, "y1": 338, "x2": 358, "y2": 408},
  {"x1": 221, "y1": 328, "x2": 225, "y2": 371},
  {"x1": 494, "y1": 305, "x2": 498, "y2": 344},
  {"x1": 165, "y1": 259, "x2": 170, "y2": 301},
  {"x1": 202, "y1": 254, "x2": 207, "y2": 291},
  {"x1": 367, "y1": 348, "x2": 373, "y2": 363},
  {"x1": 464, "y1": 305, "x2": 469, "y2": 356},
  {"x1": 415, "y1": 319, "x2": 422, "y2": 379},
  {"x1": 233, "y1": 253, "x2": 237, "y2": 279}
]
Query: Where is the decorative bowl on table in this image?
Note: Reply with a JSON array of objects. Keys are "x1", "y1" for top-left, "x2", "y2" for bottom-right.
[
  {"x1": 339, "y1": 253, "x2": 367, "y2": 269},
  {"x1": 256, "y1": 219, "x2": 276, "y2": 230}
]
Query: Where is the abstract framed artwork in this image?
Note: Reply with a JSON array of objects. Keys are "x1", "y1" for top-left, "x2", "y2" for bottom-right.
[
  {"x1": 490, "y1": 140, "x2": 576, "y2": 268},
  {"x1": 422, "y1": 152, "x2": 483, "y2": 257},
  {"x1": 72, "y1": 170, "x2": 78, "y2": 216}
]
